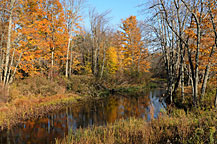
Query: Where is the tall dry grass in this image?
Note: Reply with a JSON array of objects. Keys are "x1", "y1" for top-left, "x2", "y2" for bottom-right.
[{"x1": 56, "y1": 109, "x2": 217, "y2": 144}]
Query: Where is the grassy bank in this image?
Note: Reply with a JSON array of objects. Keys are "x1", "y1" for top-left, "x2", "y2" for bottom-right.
[
  {"x1": 56, "y1": 109, "x2": 216, "y2": 144},
  {"x1": 0, "y1": 75, "x2": 96, "y2": 130}
]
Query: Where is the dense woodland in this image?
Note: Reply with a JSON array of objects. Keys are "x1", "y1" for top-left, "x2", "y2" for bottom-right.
[{"x1": 0, "y1": 0, "x2": 217, "y2": 107}]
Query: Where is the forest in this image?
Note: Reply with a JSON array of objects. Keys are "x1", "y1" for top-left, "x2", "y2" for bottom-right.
[{"x1": 0, "y1": 0, "x2": 217, "y2": 143}]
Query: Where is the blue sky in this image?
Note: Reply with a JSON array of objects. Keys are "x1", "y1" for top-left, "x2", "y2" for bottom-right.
[{"x1": 83, "y1": 0, "x2": 147, "y2": 30}]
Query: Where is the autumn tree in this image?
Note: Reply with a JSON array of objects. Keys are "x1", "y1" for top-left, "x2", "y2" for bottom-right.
[
  {"x1": 105, "y1": 46, "x2": 118, "y2": 75},
  {"x1": 120, "y1": 16, "x2": 150, "y2": 73},
  {"x1": 13, "y1": 0, "x2": 68, "y2": 79},
  {"x1": 0, "y1": 0, "x2": 85, "y2": 86},
  {"x1": 72, "y1": 33, "x2": 93, "y2": 74},
  {"x1": 43, "y1": 0, "x2": 68, "y2": 79}
]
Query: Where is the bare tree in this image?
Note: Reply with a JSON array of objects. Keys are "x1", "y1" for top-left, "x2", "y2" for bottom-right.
[
  {"x1": 89, "y1": 8, "x2": 110, "y2": 78},
  {"x1": 150, "y1": 0, "x2": 190, "y2": 103},
  {"x1": 149, "y1": 0, "x2": 213, "y2": 106},
  {"x1": 62, "y1": 0, "x2": 85, "y2": 77},
  {"x1": 206, "y1": 0, "x2": 217, "y2": 107}
]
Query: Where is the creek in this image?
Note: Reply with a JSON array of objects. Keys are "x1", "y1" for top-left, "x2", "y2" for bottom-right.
[{"x1": 0, "y1": 89, "x2": 166, "y2": 144}]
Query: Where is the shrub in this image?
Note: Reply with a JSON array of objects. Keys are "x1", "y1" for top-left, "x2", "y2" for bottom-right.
[{"x1": 10, "y1": 76, "x2": 65, "y2": 97}]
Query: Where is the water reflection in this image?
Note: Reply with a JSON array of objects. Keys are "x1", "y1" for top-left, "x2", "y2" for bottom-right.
[{"x1": 0, "y1": 89, "x2": 165, "y2": 144}]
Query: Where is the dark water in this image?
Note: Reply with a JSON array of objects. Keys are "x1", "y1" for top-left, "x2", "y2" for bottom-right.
[{"x1": 0, "y1": 89, "x2": 166, "y2": 144}]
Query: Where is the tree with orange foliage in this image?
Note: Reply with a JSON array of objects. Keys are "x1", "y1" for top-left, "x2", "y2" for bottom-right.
[
  {"x1": 120, "y1": 16, "x2": 150, "y2": 73},
  {"x1": 43, "y1": 0, "x2": 68, "y2": 79},
  {"x1": 14, "y1": 0, "x2": 68, "y2": 79}
]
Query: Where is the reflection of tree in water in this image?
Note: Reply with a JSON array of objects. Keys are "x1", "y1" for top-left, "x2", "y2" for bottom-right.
[
  {"x1": 120, "y1": 95, "x2": 150, "y2": 119},
  {"x1": 104, "y1": 96, "x2": 119, "y2": 123},
  {"x1": 4, "y1": 114, "x2": 68, "y2": 144},
  {"x1": 0, "y1": 89, "x2": 165, "y2": 144}
]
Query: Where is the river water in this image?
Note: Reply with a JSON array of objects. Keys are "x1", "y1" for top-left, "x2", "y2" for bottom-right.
[{"x1": 0, "y1": 89, "x2": 166, "y2": 144}]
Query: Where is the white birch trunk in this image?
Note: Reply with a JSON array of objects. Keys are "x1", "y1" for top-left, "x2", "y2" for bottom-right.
[{"x1": 3, "y1": 0, "x2": 15, "y2": 85}]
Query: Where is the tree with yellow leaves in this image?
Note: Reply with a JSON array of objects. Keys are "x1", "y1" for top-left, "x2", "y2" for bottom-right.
[{"x1": 105, "y1": 46, "x2": 118, "y2": 75}]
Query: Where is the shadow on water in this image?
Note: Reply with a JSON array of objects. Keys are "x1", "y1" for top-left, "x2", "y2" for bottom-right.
[{"x1": 0, "y1": 89, "x2": 166, "y2": 144}]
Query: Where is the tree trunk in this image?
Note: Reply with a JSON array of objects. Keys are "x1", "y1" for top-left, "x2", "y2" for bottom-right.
[
  {"x1": 69, "y1": 45, "x2": 73, "y2": 77},
  {"x1": 91, "y1": 44, "x2": 95, "y2": 74},
  {"x1": 181, "y1": 64, "x2": 185, "y2": 101},
  {"x1": 201, "y1": 42, "x2": 215, "y2": 99},
  {"x1": 188, "y1": 46, "x2": 196, "y2": 104},
  {"x1": 1, "y1": 53, "x2": 5, "y2": 81},
  {"x1": 0, "y1": 28, "x2": 5, "y2": 82},
  {"x1": 3, "y1": 0, "x2": 15, "y2": 85},
  {"x1": 100, "y1": 44, "x2": 106, "y2": 80},
  {"x1": 66, "y1": 32, "x2": 72, "y2": 77},
  {"x1": 6, "y1": 47, "x2": 16, "y2": 84},
  {"x1": 93, "y1": 48, "x2": 97, "y2": 76},
  {"x1": 193, "y1": 75, "x2": 198, "y2": 106},
  {"x1": 137, "y1": 47, "x2": 142, "y2": 72},
  {"x1": 51, "y1": 49, "x2": 54, "y2": 80},
  {"x1": 9, "y1": 51, "x2": 23, "y2": 84},
  {"x1": 215, "y1": 88, "x2": 217, "y2": 108},
  {"x1": 193, "y1": 19, "x2": 201, "y2": 106},
  {"x1": 201, "y1": 64, "x2": 210, "y2": 100},
  {"x1": 94, "y1": 42, "x2": 99, "y2": 77}
]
